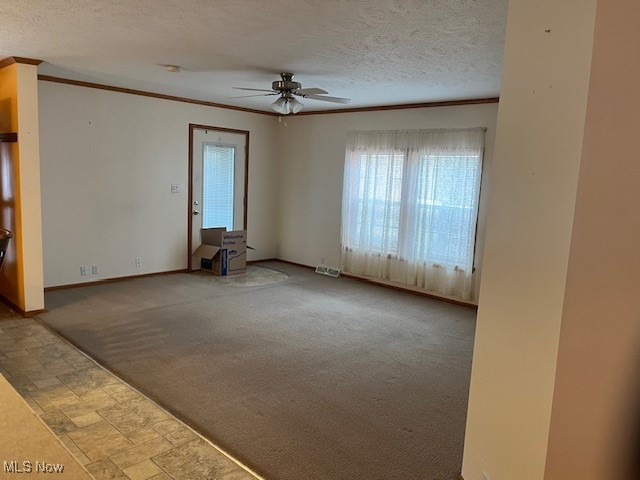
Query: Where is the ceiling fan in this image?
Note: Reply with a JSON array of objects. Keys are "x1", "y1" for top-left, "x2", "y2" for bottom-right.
[{"x1": 231, "y1": 72, "x2": 350, "y2": 114}]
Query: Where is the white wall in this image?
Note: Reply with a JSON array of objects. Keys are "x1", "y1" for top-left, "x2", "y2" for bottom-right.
[
  {"x1": 276, "y1": 103, "x2": 498, "y2": 302},
  {"x1": 39, "y1": 81, "x2": 278, "y2": 288},
  {"x1": 461, "y1": 0, "x2": 598, "y2": 479}
]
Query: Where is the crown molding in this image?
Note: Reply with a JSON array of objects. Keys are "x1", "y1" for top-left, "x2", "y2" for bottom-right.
[
  {"x1": 37, "y1": 75, "x2": 277, "y2": 116},
  {"x1": 38, "y1": 74, "x2": 499, "y2": 116},
  {"x1": 296, "y1": 97, "x2": 499, "y2": 115},
  {"x1": 0, "y1": 57, "x2": 43, "y2": 69}
]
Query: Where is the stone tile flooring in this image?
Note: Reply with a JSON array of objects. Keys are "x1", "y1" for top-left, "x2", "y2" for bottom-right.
[{"x1": 0, "y1": 309, "x2": 260, "y2": 480}]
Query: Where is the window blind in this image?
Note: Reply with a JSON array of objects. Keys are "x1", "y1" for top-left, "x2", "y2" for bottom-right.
[{"x1": 202, "y1": 144, "x2": 235, "y2": 231}]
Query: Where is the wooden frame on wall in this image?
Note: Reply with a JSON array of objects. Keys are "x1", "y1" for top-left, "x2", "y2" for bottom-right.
[{"x1": 187, "y1": 124, "x2": 250, "y2": 270}]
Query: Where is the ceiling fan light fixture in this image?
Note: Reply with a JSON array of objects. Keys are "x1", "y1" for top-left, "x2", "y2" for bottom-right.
[
  {"x1": 271, "y1": 96, "x2": 289, "y2": 114},
  {"x1": 237, "y1": 72, "x2": 349, "y2": 113},
  {"x1": 289, "y1": 97, "x2": 304, "y2": 114},
  {"x1": 271, "y1": 95, "x2": 304, "y2": 115}
]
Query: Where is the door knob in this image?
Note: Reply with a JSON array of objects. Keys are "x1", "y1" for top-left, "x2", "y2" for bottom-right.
[{"x1": 193, "y1": 210, "x2": 200, "y2": 215}]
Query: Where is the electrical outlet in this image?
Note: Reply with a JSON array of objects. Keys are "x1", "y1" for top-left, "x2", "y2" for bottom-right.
[
  {"x1": 135, "y1": 258, "x2": 142, "y2": 268},
  {"x1": 170, "y1": 184, "x2": 180, "y2": 193},
  {"x1": 91, "y1": 265, "x2": 98, "y2": 275},
  {"x1": 80, "y1": 266, "x2": 88, "y2": 276}
]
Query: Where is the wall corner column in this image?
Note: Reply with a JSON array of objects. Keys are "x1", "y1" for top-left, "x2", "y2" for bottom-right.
[
  {"x1": 0, "y1": 58, "x2": 44, "y2": 315},
  {"x1": 461, "y1": 1, "x2": 598, "y2": 479}
]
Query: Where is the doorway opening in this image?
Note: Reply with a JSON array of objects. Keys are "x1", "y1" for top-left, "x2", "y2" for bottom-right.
[{"x1": 188, "y1": 124, "x2": 249, "y2": 270}]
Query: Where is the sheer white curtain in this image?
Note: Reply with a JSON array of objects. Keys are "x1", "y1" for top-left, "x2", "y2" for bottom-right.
[{"x1": 340, "y1": 128, "x2": 485, "y2": 300}]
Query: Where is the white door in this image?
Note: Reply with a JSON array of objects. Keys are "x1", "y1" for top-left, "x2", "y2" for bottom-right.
[{"x1": 191, "y1": 127, "x2": 247, "y2": 270}]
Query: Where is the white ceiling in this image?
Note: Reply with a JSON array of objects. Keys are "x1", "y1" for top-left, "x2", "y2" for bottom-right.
[{"x1": 1, "y1": 0, "x2": 508, "y2": 112}]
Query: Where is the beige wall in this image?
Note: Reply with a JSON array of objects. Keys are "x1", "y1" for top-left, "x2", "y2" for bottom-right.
[
  {"x1": 544, "y1": 1, "x2": 640, "y2": 478},
  {"x1": 40, "y1": 84, "x2": 497, "y2": 300},
  {"x1": 276, "y1": 103, "x2": 498, "y2": 303},
  {"x1": 462, "y1": 0, "x2": 598, "y2": 479},
  {"x1": 0, "y1": 62, "x2": 44, "y2": 313},
  {"x1": 16, "y1": 64, "x2": 44, "y2": 312},
  {"x1": 39, "y1": 81, "x2": 279, "y2": 288}
]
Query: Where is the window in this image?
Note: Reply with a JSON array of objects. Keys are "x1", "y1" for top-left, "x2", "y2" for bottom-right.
[
  {"x1": 202, "y1": 143, "x2": 235, "y2": 231},
  {"x1": 341, "y1": 129, "x2": 485, "y2": 300}
]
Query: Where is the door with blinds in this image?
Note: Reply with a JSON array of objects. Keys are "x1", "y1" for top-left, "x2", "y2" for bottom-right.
[{"x1": 190, "y1": 127, "x2": 247, "y2": 270}]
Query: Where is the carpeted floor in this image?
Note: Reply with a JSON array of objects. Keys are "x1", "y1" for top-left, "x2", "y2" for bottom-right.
[{"x1": 38, "y1": 262, "x2": 476, "y2": 480}]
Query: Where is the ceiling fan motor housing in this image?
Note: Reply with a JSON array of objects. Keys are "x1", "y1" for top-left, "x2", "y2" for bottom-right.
[{"x1": 272, "y1": 72, "x2": 301, "y2": 92}]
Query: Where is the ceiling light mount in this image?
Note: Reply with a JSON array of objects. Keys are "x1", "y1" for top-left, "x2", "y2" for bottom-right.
[
  {"x1": 164, "y1": 64, "x2": 182, "y2": 73},
  {"x1": 271, "y1": 72, "x2": 301, "y2": 92}
]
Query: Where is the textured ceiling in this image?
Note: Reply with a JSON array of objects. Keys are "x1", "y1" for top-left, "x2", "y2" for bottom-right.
[{"x1": 0, "y1": 0, "x2": 508, "y2": 112}]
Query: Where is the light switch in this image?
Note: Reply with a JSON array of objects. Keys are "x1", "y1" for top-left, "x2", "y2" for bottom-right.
[{"x1": 171, "y1": 184, "x2": 180, "y2": 193}]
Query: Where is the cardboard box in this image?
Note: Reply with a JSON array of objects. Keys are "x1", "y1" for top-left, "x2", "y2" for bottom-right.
[{"x1": 193, "y1": 228, "x2": 247, "y2": 276}]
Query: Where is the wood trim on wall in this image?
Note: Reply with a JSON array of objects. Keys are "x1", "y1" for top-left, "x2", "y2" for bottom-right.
[
  {"x1": 266, "y1": 259, "x2": 315, "y2": 271},
  {"x1": 188, "y1": 126, "x2": 195, "y2": 270},
  {"x1": 38, "y1": 74, "x2": 498, "y2": 117},
  {"x1": 0, "y1": 57, "x2": 15, "y2": 69},
  {"x1": 0, "y1": 291, "x2": 46, "y2": 318},
  {"x1": 0, "y1": 133, "x2": 18, "y2": 143},
  {"x1": 246, "y1": 258, "x2": 279, "y2": 265},
  {"x1": 342, "y1": 271, "x2": 478, "y2": 309},
  {"x1": 0, "y1": 57, "x2": 43, "y2": 69},
  {"x1": 274, "y1": 258, "x2": 478, "y2": 309},
  {"x1": 187, "y1": 124, "x2": 250, "y2": 271},
  {"x1": 43, "y1": 269, "x2": 188, "y2": 293},
  {"x1": 37, "y1": 75, "x2": 276, "y2": 116},
  {"x1": 37, "y1": 259, "x2": 475, "y2": 311},
  {"x1": 296, "y1": 97, "x2": 500, "y2": 116}
]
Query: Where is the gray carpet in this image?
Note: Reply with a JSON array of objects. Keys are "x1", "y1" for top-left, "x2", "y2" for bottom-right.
[{"x1": 38, "y1": 262, "x2": 476, "y2": 480}]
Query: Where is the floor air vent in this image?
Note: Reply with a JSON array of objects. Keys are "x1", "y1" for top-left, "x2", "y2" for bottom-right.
[{"x1": 315, "y1": 265, "x2": 341, "y2": 278}]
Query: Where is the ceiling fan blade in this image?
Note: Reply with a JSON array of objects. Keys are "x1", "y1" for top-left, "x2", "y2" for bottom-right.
[
  {"x1": 227, "y1": 93, "x2": 279, "y2": 98},
  {"x1": 295, "y1": 87, "x2": 328, "y2": 95},
  {"x1": 303, "y1": 94, "x2": 351, "y2": 104},
  {"x1": 232, "y1": 87, "x2": 277, "y2": 93}
]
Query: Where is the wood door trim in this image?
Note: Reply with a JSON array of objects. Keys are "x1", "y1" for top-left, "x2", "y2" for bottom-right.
[{"x1": 187, "y1": 124, "x2": 250, "y2": 270}]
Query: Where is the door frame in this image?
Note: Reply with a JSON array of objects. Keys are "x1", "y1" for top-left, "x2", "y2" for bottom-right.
[{"x1": 188, "y1": 123, "x2": 250, "y2": 270}]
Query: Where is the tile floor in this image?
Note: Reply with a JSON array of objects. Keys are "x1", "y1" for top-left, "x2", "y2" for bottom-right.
[{"x1": 0, "y1": 305, "x2": 259, "y2": 480}]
